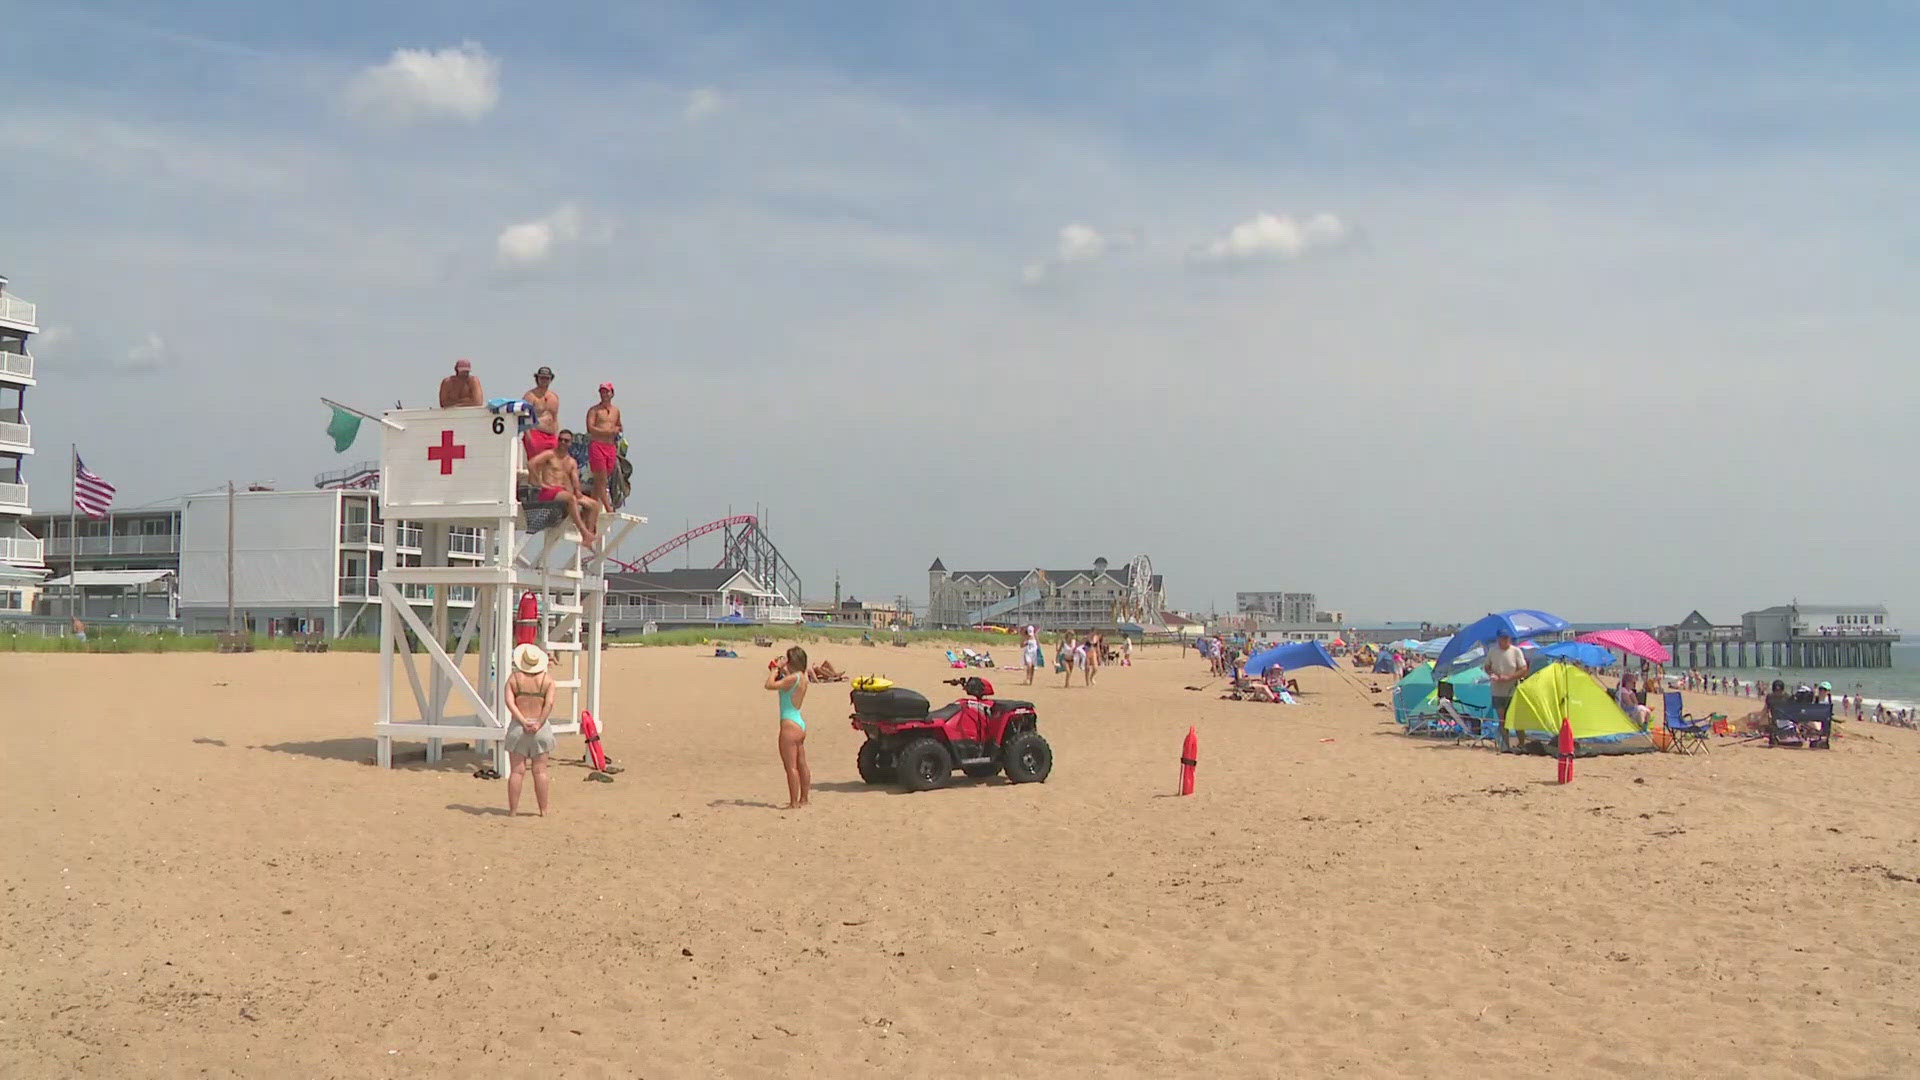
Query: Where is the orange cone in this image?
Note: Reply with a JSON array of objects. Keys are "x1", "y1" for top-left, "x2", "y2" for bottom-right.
[{"x1": 1179, "y1": 726, "x2": 1198, "y2": 796}]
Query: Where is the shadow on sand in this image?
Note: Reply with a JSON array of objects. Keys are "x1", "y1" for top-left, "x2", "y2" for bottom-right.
[
  {"x1": 253, "y1": 737, "x2": 479, "y2": 772},
  {"x1": 445, "y1": 803, "x2": 512, "y2": 816}
]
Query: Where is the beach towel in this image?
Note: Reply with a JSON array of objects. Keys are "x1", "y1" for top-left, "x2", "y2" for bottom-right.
[{"x1": 487, "y1": 398, "x2": 536, "y2": 433}]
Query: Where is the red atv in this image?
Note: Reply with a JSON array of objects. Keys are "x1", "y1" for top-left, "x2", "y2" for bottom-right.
[{"x1": 850, "y1": 676, "x2": 1053, "y2": 791}]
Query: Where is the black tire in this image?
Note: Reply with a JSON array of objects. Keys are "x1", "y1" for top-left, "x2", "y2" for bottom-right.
[
  {"x1": 895, "y1": 738, "x2": 952, "y2": 792},
  {"x1": 856, "y1": 740, "x2": 888, "y2": 785},
  {"x1": 962, "y1": 762, "x2": 1001, "y2": 780},
  {"x1": 1002, "y1": 730, "x2": 1053, "y2": 783}
]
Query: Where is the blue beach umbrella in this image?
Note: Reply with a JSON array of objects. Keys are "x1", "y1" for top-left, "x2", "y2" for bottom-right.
[
  {"x1": 1244, "y1": 640, "x2": 1338, "y2": 677},
  {"x1": 1539, "y1": 641, "x2": 1616, "y2": 668},
  {"x1": 1433, "y1": 609, "x2": 1571, "y2": 674}
]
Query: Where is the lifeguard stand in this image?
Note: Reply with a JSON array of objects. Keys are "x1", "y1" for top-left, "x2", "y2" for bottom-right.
[{"x1": 371, "y1": 407, "x2": 644, "y2": 770}]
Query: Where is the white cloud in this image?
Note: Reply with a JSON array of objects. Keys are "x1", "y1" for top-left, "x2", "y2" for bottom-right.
[
  {"x1": 1194, "y1": 212, "x2": 1347, "y2": 263},
  {"x1": 343, "y1": 42, "x2": 500, "y2": 126},
  {"x1": 120, "y1": 332, "x2": 170, "y2": 373},
  {"x1": 30, "y1": 325, "x2": 70, "y2": 349},
  {"x1": 496, "y1": 204, "x2": 585, "y2": 266},
  {"x1": 1022, "y1": 223, "x2": 1110, "y2": 282},
  {"x1": 685, "y1": 88, "x2": 725, "y2": 121}
]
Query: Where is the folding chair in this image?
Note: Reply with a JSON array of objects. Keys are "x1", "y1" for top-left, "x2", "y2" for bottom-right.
[
  {"x1": 1662, "y1": 691, "x2": 1712, "y2": 755},
  {"x1": 1444, "y1": 701, "x2": 1500, "y2": 747}
]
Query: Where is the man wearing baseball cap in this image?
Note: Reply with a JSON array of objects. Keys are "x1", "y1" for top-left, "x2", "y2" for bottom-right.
[
  {"x1": 584, "y1": 381, "x2": 623, "y2": 511},
  {"x1": 522, "y1": 365, "x2": 560, "y2": 457},
  {"x1": 438, "y1": 358, "x2": 484, "y2": 408}
]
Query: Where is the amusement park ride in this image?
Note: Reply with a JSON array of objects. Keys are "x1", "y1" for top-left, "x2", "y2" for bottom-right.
[{"x1": 610, "y1": 512, "x2": 802, "y2": 604}]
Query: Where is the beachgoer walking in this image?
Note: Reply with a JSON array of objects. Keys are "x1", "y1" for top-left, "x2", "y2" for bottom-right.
[
  {"x1": 584, "y1": 382, "x2": 623, "y2": 513},
  {"x1": 1121, "y1": 637, "x2": 1132, "y2": 667},
  {"x1": 504, "y1": 643, "x2": 556, "y2": 816},
  {"x1": 1484, "y1": 629, "x2": 1529, "y2": 723},
  {"x1": 523, "y1": 365, "x2": 559, "y2": 458},
  {"x1": 1084, "y1": 632, "x2": 1101, "y2": 686},
  {"x1": 765, "y1": 646, "x2": 811, "y2": 809},
  {"x1": 1021, "y1": 626, "x2": 1041, "y2": 685},
  {"x1": 438, "y1": 358, "x2": 484, "y2": 407}
]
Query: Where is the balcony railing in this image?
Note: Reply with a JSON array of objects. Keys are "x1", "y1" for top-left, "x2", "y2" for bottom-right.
[
  {"x1": 0, "y1": 418, "x2": 28, "y2": 448},
  {"x1": 339, "y1": 576, "x2": 476, "y2": 605},
  {"x1": 449, "y1": 529, "x2": 486, "y2": 556},
  {"x1": 340, "y1": 521, "x2": 382, "y2": 545},
  {"x1": 0, "y1": 294, "x2": 35, "y2": 328},
  {"x1": 0, "y1": 351, "x2": 31, "y2": 380},
  {"x1": 0, "y1": 532, "x2": 43, "y2": 565},
  {"x1": 44, "y1": 534, "x2": 180, "y2": 557},
  {"x1": 0, "y1": 481, "x2": 25, "y2": 508},
  {"x1": 603, "y1": 603, "x2": 804, "y2": 626},
  {"x1": 394, "y1": 524, "x2": 423, "y2": 550}
]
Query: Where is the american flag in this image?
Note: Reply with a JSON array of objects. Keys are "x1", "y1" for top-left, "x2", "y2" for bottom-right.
[{"x1": 74, "y1": 455, "x2": 117, "y2": 519}]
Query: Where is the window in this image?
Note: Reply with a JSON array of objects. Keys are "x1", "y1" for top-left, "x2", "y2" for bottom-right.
[
  {"x1": 142, "y1": 518, "x2": 170, "y2": 536},
  {"x1": 0, "y1": 590, "x2": 20, "y2": 610}
]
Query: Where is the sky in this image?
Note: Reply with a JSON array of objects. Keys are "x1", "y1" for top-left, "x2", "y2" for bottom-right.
[{"x1": 4, "y1": 1, "x2": 1917, "y2": 625}]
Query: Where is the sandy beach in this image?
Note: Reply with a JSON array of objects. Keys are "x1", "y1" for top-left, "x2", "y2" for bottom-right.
[{"x1": 6, "y1": 643, "x2": 1920, "y2": 1078}]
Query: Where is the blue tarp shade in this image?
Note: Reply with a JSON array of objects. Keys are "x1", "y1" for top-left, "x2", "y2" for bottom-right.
[
  {"x1": 1372, "y1": 651, "x2": 1399, "y2": 673},
  {"x1": 718, "y1": 613, "x2": 752, "y2": 623},
  {"x1": 1433, "y1": 610, "x2": 1570, "y2": 673},
  {"x1": 1245, "y1": 640, "x2": 1338, "y2": 677},
  {"x1": 1539, "y1": 641, "x2": 1616, "y2": 668}
]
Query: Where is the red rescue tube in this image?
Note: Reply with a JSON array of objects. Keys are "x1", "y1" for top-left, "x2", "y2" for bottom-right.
[
  {"x1": 513, "y1": 591, "x2": 539, "y2": 647},
  {"x1": 1557, "y1": 716, "x2": 1575, "y2": 784},
  {"x1": 580, "y1": 710, "x2": 609, "y2": 773},
  {"x1": 1179, "y1": 726, "x2": 1198, "y2": 796}
]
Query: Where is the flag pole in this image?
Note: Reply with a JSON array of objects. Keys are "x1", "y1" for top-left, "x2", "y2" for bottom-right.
[
  {"x1": 226, "y1": 480, "x2": 236, "y2": 638},
  {"x1": 68, "y1": 444, "x2": 77, "y2": 624}
]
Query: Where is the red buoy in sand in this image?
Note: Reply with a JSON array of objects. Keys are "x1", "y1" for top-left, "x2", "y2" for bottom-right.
[
  {"x1": 1179, "y1": 726, "x2": 1198, "y2": 796},
  {"x1": 1556, "y1": 715, "x2": 1575, "y2": 784},
  {"x1": 513, "y1": 591, "x2": 539, "y2": 647},
  {"x1": 580, "y1": 710, "x2": 610, "y2": 774}
]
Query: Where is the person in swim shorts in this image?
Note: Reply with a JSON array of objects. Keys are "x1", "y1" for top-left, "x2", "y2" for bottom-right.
[
  {"x1": 765, "y1": 646, "x2": 811, "y2": 809},
  {"x1": 522, "y1": 431, "x2": 600, "y2": 548},
  {"x1": 584, "y1": 382, "x2": 623, "y2": 513},
  {"x1": 522, "y1": 365, "x2": 559, "y2": 458},
  {"x1": 504, "y1": 643, "x2": 556, "y2": 816}
]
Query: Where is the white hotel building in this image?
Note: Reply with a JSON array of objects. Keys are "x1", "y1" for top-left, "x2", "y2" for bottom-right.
[
  {"x1": 177, "y1": 484, "x2": 487, "y2": 637},
  {"x1": 0, "y1": 275, "x2": 46, "y2": 611}
]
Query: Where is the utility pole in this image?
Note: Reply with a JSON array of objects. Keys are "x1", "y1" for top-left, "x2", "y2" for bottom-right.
[{"x1": 226, "y1": 481, "x2": 236, "y2": 636}]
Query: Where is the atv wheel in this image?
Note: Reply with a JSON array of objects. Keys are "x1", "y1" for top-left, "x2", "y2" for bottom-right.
[
  {"x1": 895, "y1": 738, "x2": 952, "y2": 792},
  {"x1": 962, "y1": 762, "x2": 1001, "y2": 780},
  {"x1": 856, "y1": 740, "x2": 888, "y2": 785},
  {"x1": 1002, "y1": 731, "x2": 1053, "y2": 783}
]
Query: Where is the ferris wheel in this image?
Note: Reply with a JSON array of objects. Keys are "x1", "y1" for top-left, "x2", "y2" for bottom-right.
[{"x1": 1115, "y1": 554, "x2": 1162, "y2": 626}]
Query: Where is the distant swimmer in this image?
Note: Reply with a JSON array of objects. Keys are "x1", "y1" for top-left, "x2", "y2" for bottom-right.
[
  {"x1": 585, "y1": 382, "x2": 623, "y2": 511},
  {"x1": 523, "y1": 365, "x2": 559, "y2": 457},
  {"x1": 438, "y1": 358, "x2": 484, "y2": 407}
]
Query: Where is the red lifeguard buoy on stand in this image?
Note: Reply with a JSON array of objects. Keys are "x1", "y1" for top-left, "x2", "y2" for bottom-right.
[{"x1": 514, "y1": 590, "x2": 539, "y2": 647}]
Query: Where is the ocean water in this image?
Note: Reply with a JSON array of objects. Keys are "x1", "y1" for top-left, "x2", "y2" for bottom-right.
[{"x1": 1690, "y1": 642, "x2": 1920, "y2": 709}]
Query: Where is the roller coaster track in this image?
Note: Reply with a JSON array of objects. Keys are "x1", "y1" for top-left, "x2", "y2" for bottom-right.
[{"x1": 611, "y1": 514, "x2": 802, "y2": 604}]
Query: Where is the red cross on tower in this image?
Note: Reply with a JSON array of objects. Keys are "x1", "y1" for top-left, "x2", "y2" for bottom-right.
[{"x1": 427, "y1": 429, "x2": 466, "y2": 475}]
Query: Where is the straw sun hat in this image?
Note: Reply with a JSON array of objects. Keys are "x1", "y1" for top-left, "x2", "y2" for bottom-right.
[{"x1": 513, "y1": 643, "x2": 548, "y2": 674}]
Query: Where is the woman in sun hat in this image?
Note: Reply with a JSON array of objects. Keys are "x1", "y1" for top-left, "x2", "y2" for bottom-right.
[{"x1": 504, "y1": 643, "x2": 557, "y2": 816}]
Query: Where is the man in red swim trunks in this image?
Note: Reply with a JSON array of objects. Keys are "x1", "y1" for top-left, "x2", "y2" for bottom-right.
[
  {"x1": 522, "y1": 430, "x2": 599, "y2": 549},
  {"x1": 584, "y1": 382, "x2": 623, "y2": 511},
  {"x1": 522, "y1": 365, "x2": 559, "y2": 458}
]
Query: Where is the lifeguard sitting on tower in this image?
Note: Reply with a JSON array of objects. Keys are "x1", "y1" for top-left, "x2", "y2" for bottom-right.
[{"x1": 522, "y1": 430, "x2": 600, "y2": 549}]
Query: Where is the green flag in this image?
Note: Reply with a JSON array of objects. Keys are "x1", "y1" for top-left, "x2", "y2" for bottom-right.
[{"x1": 326, "y1": 405, "x2": 362, "y2": 453}]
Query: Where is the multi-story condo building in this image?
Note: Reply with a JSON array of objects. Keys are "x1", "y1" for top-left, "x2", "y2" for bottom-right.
[{"x1": 0, "y1": 274, "x2": 45, "y2": 611}]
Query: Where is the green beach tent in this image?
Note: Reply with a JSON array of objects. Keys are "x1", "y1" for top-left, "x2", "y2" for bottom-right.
[
  {"x1": 1393, "y1": 662, "x2": 1492, "y2": 723},
  {"x1": 1503, "y1": 663, "x2": 1654, "y2": 755}
]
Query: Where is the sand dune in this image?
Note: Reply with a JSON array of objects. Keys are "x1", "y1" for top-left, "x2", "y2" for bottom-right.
[{"x1": 4, "y1": 644, "x2": 1919, "y2": 1078}]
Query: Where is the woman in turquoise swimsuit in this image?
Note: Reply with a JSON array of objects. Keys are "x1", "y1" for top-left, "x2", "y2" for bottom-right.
[{"x1": 764, "y1": 646, "x2": 812, "y2": 809}]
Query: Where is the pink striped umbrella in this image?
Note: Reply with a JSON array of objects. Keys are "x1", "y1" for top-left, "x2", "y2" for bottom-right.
[{"x1": 1574, "y1": 628, "x2": 1671, "y2": 664}]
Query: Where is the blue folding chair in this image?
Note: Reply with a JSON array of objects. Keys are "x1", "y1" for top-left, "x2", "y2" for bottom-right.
[
  {"x1": 1450, "y1": 704, "x2": 1501, "y2": 748},
  {"x1": 1663, "y1": 692, "x2": 1712, "y2": 755}
]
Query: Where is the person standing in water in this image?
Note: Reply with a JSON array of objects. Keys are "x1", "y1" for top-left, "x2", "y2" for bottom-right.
[{"x1": 765, "y1": 646, "x2": 811, "y2": 809}]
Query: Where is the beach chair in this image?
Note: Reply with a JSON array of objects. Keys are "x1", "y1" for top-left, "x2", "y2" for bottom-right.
[
  {"x1": 945, "y1": 650, "x2": 965, "y2": 669},
  {"x1": 1662, "y1": 692, "x2": 1712, "y2": 755},
  {"x1": 1446, "y1": 702, "x2": 1500, "y2": 748}
]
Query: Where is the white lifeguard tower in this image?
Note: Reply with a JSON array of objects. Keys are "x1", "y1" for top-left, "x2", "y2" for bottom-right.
[{"x1": 370, "y1": 407, "x2": 644, "y2": 770}]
